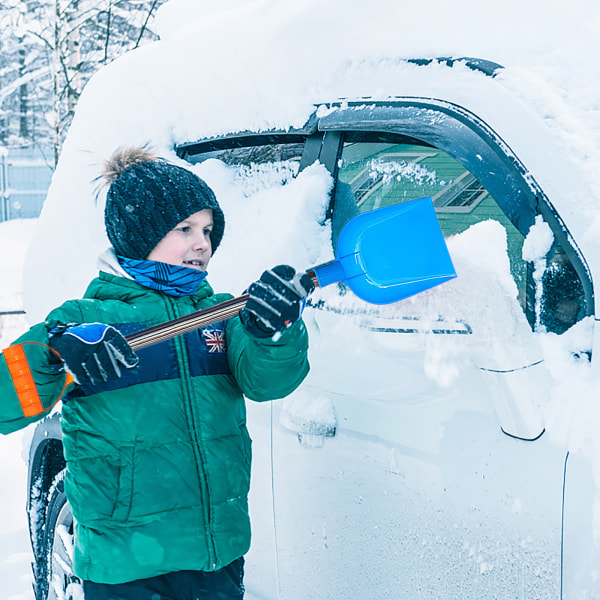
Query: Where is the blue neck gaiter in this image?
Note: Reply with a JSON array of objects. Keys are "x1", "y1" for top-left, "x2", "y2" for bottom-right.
[{"x1": 117, "y1": 255, "x2": 208, "y2": 297}]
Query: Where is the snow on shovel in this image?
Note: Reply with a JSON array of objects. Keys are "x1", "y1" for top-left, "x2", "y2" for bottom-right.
[{"x1": 125, "y1": 196, "x2": 456, "y2": 351}]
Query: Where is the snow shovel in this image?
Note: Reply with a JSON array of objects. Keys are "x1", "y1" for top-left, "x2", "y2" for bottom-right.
[{"x1": 124, "y1": 196, "x2": 456, "y2": 351}]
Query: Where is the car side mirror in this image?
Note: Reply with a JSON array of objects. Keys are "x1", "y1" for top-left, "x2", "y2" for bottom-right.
[{"x1": 278, "y1": 391, "x2": 337, "y2": 448}]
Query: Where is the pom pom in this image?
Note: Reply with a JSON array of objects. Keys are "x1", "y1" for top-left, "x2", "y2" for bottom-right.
[{"x1": 100, "y1": 146, "x2": 157, "y2": 187}]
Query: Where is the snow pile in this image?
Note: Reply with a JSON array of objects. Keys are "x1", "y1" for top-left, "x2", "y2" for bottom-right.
[
  {"x1": 522, "y1": 216, "x2": 555, "y2": 330},
  {"x1": 0, "y1": 219, "x2": 37, "y2": 315},
  {"x1": 191, "y1": 160, "x2": 333, "y2": 294},
  {"x1": 0, "y1": 219, "x2": 38, "y2": 599},
  {"x1": 522, "y1": 216, "x2": 554, "y2": 264}
]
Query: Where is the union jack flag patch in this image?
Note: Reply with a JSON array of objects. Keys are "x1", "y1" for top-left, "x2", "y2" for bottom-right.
[{"x1": 202, "y1": 328, "x2": 226, "y2": 353}]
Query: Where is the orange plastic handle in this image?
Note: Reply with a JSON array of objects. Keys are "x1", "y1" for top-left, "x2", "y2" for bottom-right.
[
  {"x1": 3, "y1": 344, "x2": 45, "y2": 418},
  {"x1": 3, "y1": 343, "x2": 71, "y2": 417}
]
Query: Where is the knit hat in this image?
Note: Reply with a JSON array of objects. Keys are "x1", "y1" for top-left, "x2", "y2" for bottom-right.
[{"x1": 102, "y1": 147, "x2": 225, "y2": 260}]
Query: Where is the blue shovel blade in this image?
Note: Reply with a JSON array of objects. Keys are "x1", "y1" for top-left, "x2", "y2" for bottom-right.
[{"x1": 313, "y1": 197, "x2": 456, "y2": 304}]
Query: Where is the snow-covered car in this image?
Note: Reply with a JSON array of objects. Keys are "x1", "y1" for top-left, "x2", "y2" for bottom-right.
[{"x1": 21, "y1": 4, "x2": 600, "y2": 599}]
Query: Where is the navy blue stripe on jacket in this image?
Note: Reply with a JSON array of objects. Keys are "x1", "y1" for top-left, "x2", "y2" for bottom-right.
[{"x1": 67, "y1": 320, "x2": 230, "y2": 399}]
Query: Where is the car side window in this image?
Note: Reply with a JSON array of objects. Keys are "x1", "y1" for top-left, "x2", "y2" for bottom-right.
[
  {"x1": 334, "y1": 133, "x2": 587, "y2": 334},
  {"x1": 184, "y1": 142, "x2": 305, "y2": 168}
]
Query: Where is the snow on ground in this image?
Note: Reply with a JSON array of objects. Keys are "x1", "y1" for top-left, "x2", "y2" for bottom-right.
[
  {"x1": 0, "y1": 219, "x2": 39, "y2": 599},
  {"x1": 0, "y1": 426, "x2": 34, "y2": 600}
]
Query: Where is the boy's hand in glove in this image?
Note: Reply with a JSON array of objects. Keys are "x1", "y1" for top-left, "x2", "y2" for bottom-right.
[
  {"x1": 48, "y1": 323, "x2": 139, "y2": 386},
  {"x1": 240, "y1": 265, "x2": 315, "y2": 338}
]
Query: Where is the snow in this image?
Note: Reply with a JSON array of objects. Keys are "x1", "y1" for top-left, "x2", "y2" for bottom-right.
[
  {"x1": 522, "y1": 216, "x2": 555, "y2": 330},
  {"x1": 1, "y1": 0, "x2": 600, "y2": 597},
  {"x1": 0, "y1": 219, "x2": 38, "y2": 599},
  {"x1": 21, "y1": 0, "x2": 600, "y2": 322},
  {"x1": 522, "y1": 216, "x2": 554, "y2": 264},
  {"x1": 193, "y1": 160, "x2": 333, "y2": 293}
]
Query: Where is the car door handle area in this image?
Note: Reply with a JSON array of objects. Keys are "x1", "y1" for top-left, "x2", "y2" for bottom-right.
[{"x1": 478, "y1": 363, "x2": 547, "y2": 441}]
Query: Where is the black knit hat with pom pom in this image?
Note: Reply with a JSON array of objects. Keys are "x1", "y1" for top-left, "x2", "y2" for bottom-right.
[{"x1": 102, "y1": 147, "x2": 225, "y2": 260}]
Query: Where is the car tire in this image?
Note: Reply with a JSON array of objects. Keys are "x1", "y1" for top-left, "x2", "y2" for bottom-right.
[{"x1": 36, "y1": 469, "x2": 83, "y2": 600}]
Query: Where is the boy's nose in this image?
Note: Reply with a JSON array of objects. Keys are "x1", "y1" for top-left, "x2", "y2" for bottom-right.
[{"x1": 192, "y1": 235, "x2": 210, "y2": 252}]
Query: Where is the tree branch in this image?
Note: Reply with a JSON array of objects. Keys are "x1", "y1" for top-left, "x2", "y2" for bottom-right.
[{"x1": 135, "y1": 0, "x2": 160, "y2": 48}]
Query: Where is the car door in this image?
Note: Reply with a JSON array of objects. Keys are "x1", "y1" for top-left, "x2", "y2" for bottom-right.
[{"x1": 269, "y1": 102, "x2": 593, "y2": 599}]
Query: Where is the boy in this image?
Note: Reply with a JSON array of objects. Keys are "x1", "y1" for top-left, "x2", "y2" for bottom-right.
[{"x1": 0, "y1": 147, "x2": 313, "y2": 599}]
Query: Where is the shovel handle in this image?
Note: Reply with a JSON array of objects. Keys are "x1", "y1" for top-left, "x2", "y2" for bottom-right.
[
  {"x1": 60, "y1": 271, "x2": 321, "y2": 388},
  {"x1": 127, "y1": 293, "x2": 250, "y2": 351},
  {"x1": 61, "y1": 296, "x2": 251, "y2": 387},
  {"x1": 62, "y1": 296, "x2": 249, "y2": 387},
  {"x1": 125, "y1": 270, "x2": 319, "y2": 351}
]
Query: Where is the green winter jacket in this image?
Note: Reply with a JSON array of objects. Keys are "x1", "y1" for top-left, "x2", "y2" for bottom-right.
[{"x1": 0, "y1": 271, "x2": 310, "y2": 584}]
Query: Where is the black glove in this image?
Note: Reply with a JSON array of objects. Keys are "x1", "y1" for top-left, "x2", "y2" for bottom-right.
[
  {"x1": 239, "y1": 265, "x2": 315, "y2": 338},
  {"x1": 48, "y1": 323, "x2": 139, "y2": 386}
]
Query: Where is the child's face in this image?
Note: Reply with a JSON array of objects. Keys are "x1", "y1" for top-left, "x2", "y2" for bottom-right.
[{"x1": 147, "y1": 209, "x2": 213, "y2": 270}]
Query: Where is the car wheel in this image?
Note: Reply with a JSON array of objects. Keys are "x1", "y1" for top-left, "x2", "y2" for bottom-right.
[{"x1": 37, "y1": 469, "x2": 83, "y2": 600}]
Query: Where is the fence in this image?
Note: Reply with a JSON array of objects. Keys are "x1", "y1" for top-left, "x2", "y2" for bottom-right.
[{"x1": 0, "y1": 147, "x2": 54, "y2": 221}]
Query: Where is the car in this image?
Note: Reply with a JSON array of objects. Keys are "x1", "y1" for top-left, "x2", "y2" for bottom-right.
[{"x1": 22, "y1": 47, "x2": 598, "y2": 600}]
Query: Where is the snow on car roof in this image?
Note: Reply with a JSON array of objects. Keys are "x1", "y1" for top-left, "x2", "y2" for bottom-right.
[{"x1": 23, "y1": 0, "x2": 600, "y2": 322}]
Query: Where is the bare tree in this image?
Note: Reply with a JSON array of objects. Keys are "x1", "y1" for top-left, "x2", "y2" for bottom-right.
[{"x1": 0, "y1": 0, "x2": 167, "y2": 164}]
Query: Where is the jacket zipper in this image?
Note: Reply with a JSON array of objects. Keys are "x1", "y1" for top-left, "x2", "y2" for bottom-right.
[{"x1": 165, "y1": 294, "x2": 217, "y2": 568}]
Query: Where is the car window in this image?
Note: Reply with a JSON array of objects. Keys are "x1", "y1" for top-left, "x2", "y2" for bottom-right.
[
  {"x1": 182, "y1": 142, "x2": 305, "y2": 168},
  {"x1": 176, "y1": 129, "x2": 589, "y2": 337},
  {"x1": 178, "y1": 138, "x2": 311, "y2": 198},
  {"x1": 334, "y1": 133, "x2": 587, "y2": 334}
]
